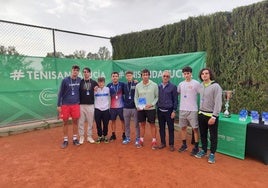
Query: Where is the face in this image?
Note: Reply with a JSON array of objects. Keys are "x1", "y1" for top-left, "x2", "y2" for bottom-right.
[
  {"x1": 112, "y1": 73, "x2": 119, "y2": 83},
  {"x1": 98, "y1": 81, "x2": 105, "y2": 88},
  {"x1": 71, "y1": 68, "x2": 80, "y2": 78},
  {"x1": 183, "y1": 72, "x2": 192, "y2": 81},
  {"x1": 201, "y1": 70, "x2": 210, "y2": 82},
  {"x1": 125, "y1": 73, "x2": 133, "y2": 82},
  {"x1": 83, "y1": 69, "x2": 91, "y2": 79},
  {"x1": 162, "y1": 72, "x2": 170, "y2": 84},
  {"x1": 141, "y1": 72, "x2": 150, "y2": 82}
]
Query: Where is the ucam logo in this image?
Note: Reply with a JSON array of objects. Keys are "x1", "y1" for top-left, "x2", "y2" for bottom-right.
[{"x1": 39, "y1": 88, "x2": 57, "y2": 106}]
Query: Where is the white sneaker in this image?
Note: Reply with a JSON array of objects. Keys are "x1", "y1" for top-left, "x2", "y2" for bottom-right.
[
  {"x1": 87, "y1": 137, "x2": 95, "y2": 144},
  {"x1": 79, "y1": 136, "x2": 84, "y2": 144}
]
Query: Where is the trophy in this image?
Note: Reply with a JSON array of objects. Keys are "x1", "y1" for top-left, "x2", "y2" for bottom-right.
[{"x1": 222, "y1": 90, "x2": 235, "y2": 118}]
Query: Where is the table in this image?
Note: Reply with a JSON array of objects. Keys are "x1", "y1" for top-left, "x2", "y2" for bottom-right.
[
  {"x1": 246, "y1": 122, "x2": 268, "y2": 165},
  {"x1": 217, "y1": 114, "x2": 251, "y2": 159}
]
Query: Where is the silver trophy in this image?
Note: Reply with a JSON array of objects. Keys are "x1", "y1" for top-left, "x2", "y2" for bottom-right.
[{"x1": 223, "y1": 90, "x2": 235, "y2": 118}]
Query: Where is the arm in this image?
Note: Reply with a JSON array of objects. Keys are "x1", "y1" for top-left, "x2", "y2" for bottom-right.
[
  {"x1": 134, "y1": 85, "x2": 139, "y2": 109},
  {"x1": 151, "y1": 84, "x2": 159, "y2": 106},
  {"x1": 172, "y1": 85, "x2": 178, "y2": 112},
  {"x1": 57, "y1": 79, "x2": 65, "y2": 107},
  {"x1": 171, "y1": 85, "x2": 178, "y2": 119},
  {"x1": 212, "y1": 84, "x2": 223, "y2": 117}
]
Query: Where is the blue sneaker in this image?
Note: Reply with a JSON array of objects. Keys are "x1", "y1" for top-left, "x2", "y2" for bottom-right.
[
  {"x1": 61, "y1": 141, "x2": 68, "y2": 149},
  {"x1": 122, "y1": 137, "x2": 130, "y2": 144},
  {"x1": 208, "y1": 153, "x2": 215, "y2": 164},
  {"x1": 135, "y1": 138, "x2": 139, "y2": 146},
  {"x1": 195, "y1": 150, "x2": 206, "y2": 158}
]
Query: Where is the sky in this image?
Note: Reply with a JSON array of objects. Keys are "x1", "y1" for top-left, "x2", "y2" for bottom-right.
[{"x1": 0, "y1": 0, "x2": 264, "y2": 56}]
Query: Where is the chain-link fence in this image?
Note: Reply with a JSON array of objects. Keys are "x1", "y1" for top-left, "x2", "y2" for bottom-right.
[{"x1": 0, "y1": 20, "x2": 111, "y2": 57}]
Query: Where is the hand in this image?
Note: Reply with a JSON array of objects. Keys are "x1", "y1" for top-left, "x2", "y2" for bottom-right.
[
  {"x1": 171, "y1": 111, "x2": 176, "y2": 119},
  {"x1": 144, "y1": 104, "x2": 152, "y2": 110},
  {"x1": 94, "y1": 86, "x2": 98, "y2": 92},
  {"x1": 57, "y1": 106, "x2": 61, "y2": 113},
  {"x1": 208, "y1": 117, "x2": 216, "y2": 125}
]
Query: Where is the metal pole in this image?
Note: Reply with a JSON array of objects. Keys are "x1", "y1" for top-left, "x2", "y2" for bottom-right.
[{"x1": 52, "y1": 29, "x2": 56, "y2": 57}]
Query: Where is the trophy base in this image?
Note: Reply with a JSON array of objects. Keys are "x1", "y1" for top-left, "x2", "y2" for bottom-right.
[
  {"x1": 224, "y1": 110, "x2": 231, "y2": 118},
  {"x1": 223, "y1": 114, "x2": 231, "y2": 118}
]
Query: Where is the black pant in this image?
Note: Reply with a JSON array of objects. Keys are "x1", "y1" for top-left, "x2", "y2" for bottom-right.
[
  {"x1": 94, "y1": 109, "x2": 110, "y2": 137},
  {"x1": 198, "y1": 113, "x2": 218, "y2": 154},
  {"x1": 157, "y1": 109, "x2": 174, "y2": 146}
]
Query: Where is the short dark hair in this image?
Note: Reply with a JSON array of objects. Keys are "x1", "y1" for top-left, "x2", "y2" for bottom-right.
[
  {"x1": 111, "y1": 71, "x2": 119, "y2": 76},
  {"x1": 83, "y1": 67, "x2": 91, "y2": 72},
  {"x1": 72, "y1": 65, "x2": 80, "y2": 70},
  {"x1": 125, "y1": 70, "x2": 133, "y2": 75},
  {"x1": 97, "y1": 77, "x2": 105, "y2": 82},
  {"x1": 199, "y1": 68, "x2": 215, "y2": 81},
  {"x1": 141, "y1": 69, "x2": 150, "y2": 76},
  {"x1": 182, "y1": 66, "x2": 192, "y2": 73}
]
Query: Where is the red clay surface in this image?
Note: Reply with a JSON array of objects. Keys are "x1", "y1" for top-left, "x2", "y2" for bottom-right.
[{"x1": 0, "y1": 120, "x2": 268, "y2": 188}]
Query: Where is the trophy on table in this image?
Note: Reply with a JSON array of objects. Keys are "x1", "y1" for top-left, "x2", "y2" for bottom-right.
[{"x1": 222, "y1": 90, "x2": 235, "y2": 118}]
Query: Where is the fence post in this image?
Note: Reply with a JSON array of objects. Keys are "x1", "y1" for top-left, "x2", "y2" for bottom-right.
[{"x1": 52, "y1": 29, "x2": 56, "y2": 57}]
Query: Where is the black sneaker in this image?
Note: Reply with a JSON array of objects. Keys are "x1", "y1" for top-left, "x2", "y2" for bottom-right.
[
  {"x1": 178, "y1": 144, "x2": 188, "y2": 152},
  {"x1": 122, "y1": 133, "x2": 126, "y2": 140},
  {"x1": 190, "y1": 147, "x2": 199, "y2": 156},
  {"x1": 73, "y1": 139, "x2": 80, "y2": 146},
  {"x1": 95, "y1": 137, "x2": 102, "y2": 144},
  {"x1": 61, "y1": 141, "x2": 68, "y2": 149},
  {"x1": 109, "y1": 134, "x2": 116, "y2": 141},
  {"x1": 103, "y1": 137, "x2": 109, "y2": 143}
]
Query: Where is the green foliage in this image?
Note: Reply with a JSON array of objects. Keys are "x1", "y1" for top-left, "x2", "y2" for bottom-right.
[
  {"x1": 111, "y1": 1, "x2": 268, "y2": 113},
  {"x1": 45, "y1": 46, "x2": 112, "y2": 60}
]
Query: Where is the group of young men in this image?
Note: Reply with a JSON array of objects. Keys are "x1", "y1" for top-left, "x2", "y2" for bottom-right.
[{"x1": 57, "y1": 65, "x2": 222, "y2": 164}]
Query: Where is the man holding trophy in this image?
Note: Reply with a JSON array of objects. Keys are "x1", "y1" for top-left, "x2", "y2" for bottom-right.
[
  {"x1": 134, "y1": 69, "x2": 159, "y2": 149},
  {"x1": 195, "y1": 68, "x2": 222, "y2": 164}
]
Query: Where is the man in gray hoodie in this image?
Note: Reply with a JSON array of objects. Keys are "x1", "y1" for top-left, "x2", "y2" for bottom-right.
[{"x1": 195, "y1": 68, "x2": 222, "y2": 164}]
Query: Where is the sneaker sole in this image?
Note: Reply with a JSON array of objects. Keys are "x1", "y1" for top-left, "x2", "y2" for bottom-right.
[
  {"x1": 190, "y1": 150, "x2": 199, "y2": 156},
  {"x1": 195, "y1": 154, "x2": 206, "y2": 158},
  {"x1": 208, "y1": 160, "x2": 215, "y2": 164},
  {"x1": 178, "y1": 148, "x2": 188, "y2": 153}
]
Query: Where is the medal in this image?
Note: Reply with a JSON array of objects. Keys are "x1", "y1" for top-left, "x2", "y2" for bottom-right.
[
  {"x1": 128, "y1": 96, "x2": 131, "y2": 99},
  {"x1": 115, "y1": 95, "x2": 118, "y2": 99},
  {"x1": 86, "y1": 91, "x2": 90, "y2": 95},
  {"x1": 72, "y1": 91, "x2": 75, "y2": 95}
]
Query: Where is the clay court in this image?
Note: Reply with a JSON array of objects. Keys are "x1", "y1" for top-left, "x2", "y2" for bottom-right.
[{"x1": 0, "y1": 120, "x2": 267, "y2": 188}]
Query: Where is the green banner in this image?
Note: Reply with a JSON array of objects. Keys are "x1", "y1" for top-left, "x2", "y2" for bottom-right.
[
  {"x1": 0, "y1": 52, "x2": 206, "y2": 127},
  {"x1": 113, "y1": 51, "x2": 206, "y2": 85}
]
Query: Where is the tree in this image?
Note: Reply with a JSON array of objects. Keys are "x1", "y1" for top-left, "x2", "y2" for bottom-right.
[
  {"x1": 86, "y1": 46, "x2": 112, "y2": 60},
  {"x1": 0, "y1": 45, "x2": 19, "y2": 55},
  {"x1": 86, "y1": 52, "x2": 99, "y2": 60},
  {"x1": 98, "y1": 46, "x2": 111, "y2": 60},
  {"x1": 46, "y1": 52, "x2": 65, "y2": 58},
  {"x1": 73, "y1": 50, "x2": 86, "y2": 59}
]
